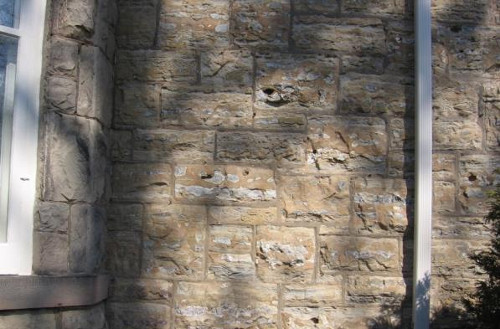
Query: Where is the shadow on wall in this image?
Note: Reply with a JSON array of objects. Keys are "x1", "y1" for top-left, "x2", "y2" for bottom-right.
[{"x1": 105, "y1": 0, "x2": 497, "y2": 327}]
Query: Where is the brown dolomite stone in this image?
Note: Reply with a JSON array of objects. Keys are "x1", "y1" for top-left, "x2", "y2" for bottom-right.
[
  {"x1": 342, "y1": 0, "x2": 405, "y2": 16},
  {"x1": 61, "y1": 304, "x2": 106, "y2": 329},
  {"x1": 107, "y1": 231, "x2": 142, "y2": 277},
  {"x1": 208, "y1": 252, "x2": 256, "y2": 280},
  {"x1": 293, "y1": 0, "x2": 339, "y2": 14},
  {"x1": 483, "y1": 80, "x2": 500, "y2": 149},
  {"x1": 433, "y1": 181, "x2": 456, "y2": 214},
  {"x1": 384, "y1": 20, "x2": 414, "y2": 75},
  {"x1": 174, "y1": 281, "x2": 278, "y2": 328},
  {"x1": 110, "y1": 278, "x2": 173, "y2": 302},
  {"x1": 256, "y1": 226, "x2": 315, "y2": 282},
  {"x1": 110, "y1": 130, "x2": 132, "y2": 161},
  {"x1": 432, "y1": 239, "x2": 489, "y2": 278},
  {"x1": 48, "y1": 37, "x2": 78, "y2": 77},
  {"x1": 283, "y1": 280, "x2": 344, "y2": 307},
  {"x1": 389, "y1": 118, "x2": 414, "y2": 151},
  {"x1": 208, "y1": 206, "x2": 278, "y2": 224},
  {"x1": 345, "y1": 276, "x2": 406, "y2": 305},
  {"x1": 114, "y1": 83, "x2": 160, "y2": 128},
  {"x1": 174, "y1": 165, "x2": 276, "y2": 204},
  {"x1": 117, "y1": 0, "x2": 158, "y2": 49},
  {"x1": 352, "y1": 177, "x2": 409, "y2": 235},
  {"x1": 112, "y1": 163, "x2": 172, "y2": 203},
  {"x1": 108, "y1": 302, "x2": 171, "y2": 329},
  {"x1": 255, "y1": 54, "x2": 339, "y2": 112},
  {"x1": 216, "y1": 132, "x2": 306, "y2": 166},
  {"x1": 279, "y1": 175, "x2": 350, "y2": 222},
  {"x1": 209, "y1": 225, "x2": 253, "y2": 253},
  {"x1": 107, "y1": 203, "x2": 143, "y2": 232},
  {"x1": 432, "y1": 0, "x2": 492, "y2": 23},
  {"x1": 200, "y1": 50, "x2": 253, "y2": 93},
  {"x1": 253, "y1": 111, "x2": 307, "y2": 131},
  {"x1": 132, "y1": 129, "x2": 215, "y2": 162},
  {"x1": 433, "y1": 216, "x2": 491, "y2": 239},
  {"x1": 433, "y1": 121, "x2": 482, "y2": 150}
]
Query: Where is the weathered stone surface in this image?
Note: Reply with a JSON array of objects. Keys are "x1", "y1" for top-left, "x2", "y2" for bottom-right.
[
  {"x1": 48, "y1": 37, "x2": 78, "y2": 77},
  {"x1": 200, "y1": 50, "x2": 253, "y2": 92},
  {"x1": 145, "y1": 203, "x2": 207, "y2": 223},
  {"x1": 387, "y1": 151, "x2": 414, "y2": 178},
  {"x1": 35, "y1": 202, "x2": 69, "y2": 233},
  {"x1": 208, "y1": 252, "x2": 256, "y2": 280},
  {"x1": 483, "y1": 81, "x2": 500, "y2": 149},
  {"x1": 158, "y1": 0, "x2": 230, "y2": 50},
  {"x1": 340, "y1": 54, "x2": 385, "y2": 75},
  {"x1": 340, "y1": 74, "x2": 410, "y2": 115},
  {"x1": 283, "y1": 280, "x2": 343, "y2": 307},
  {"x1": 253, "y1": 111, "x2": 307, "y2": 131},
  {"x1": 256, "y1": 226, "x2": 315, "y2": 282},
  {"x1": 175, "y1": 281, "x2": 278, "y2": 328},
  {"x1": 117, "y1": 0, "x2": 158, "y2": 49},
  {"x1": 216, "y1": 132, "x2": 306, "y2": 166},
  {"x1": 107, "y1": 231, "x2": 142, "y2": 277},
  {"x1": 389, "y1": 118, "x2": 414, "y2": 150},
  {"x1": 384, "y1": 20, "x2": 414, "y2": 75},
  {"x1": 132, "y1": 129, "x2": 215, "y2": 162},
  {"x1": 33, "y1": 232, "x2": 69, "y2": 274},
  {"x1": 352, "y1": 177, "x2": 409, "y2": 235},
  {"x1": 209, "y1": 225, "x2": 253, "y2": 253},
  {"x1": 53, "y1": 0, "x2": 95, "y2": 39},
  {"x1": 112, "y1": 163, "x2": 172, "y2": 202},
  {"x1": 319, "y1": 235, "x2": 400, "y2": 274},
  {"x1": 458, "y1": 155, "x2": 500, "y2": 214},
  {"x1": 92, "y1": 0, "x2": 117, "y2": 59},
  {"x1": 342, "y1": 0, "x2": 405, "y2": 16},
  {"x1": 161, "y1": 90, "x2": 253, "y2": 128},
  {"x1": 279, "y1": 175, "x2": 350, "y2": 222},
  {"x1": 293, "y1": 0, "x2": 339, "y2": 14},
  {"x1": 61, "y1": 303, "x2": 106, "y2": 329},
  {"x1": 231, "y1": 0, "x2": 290, "y2": 49},
  {"x1": 433, "y1": 120, "x2": 482, "y2": 150},
  {"x1": 110, "y1": 278, "x2": 173, "y2": 302},
  {"x1": 47, "y1": 76, "x2": 77, "y2": 113},
  {"x1": 433, "y1": 181, "x2": 456, "y2": 214},
  {"x1": 346, "y1": 276, "x2": 406, "y2": 304},
  {"x1": 142, "y1": 207, "x2": 206, "y2": 279},
  {"x1": 293, "y1": 17, "x2": 386, "y2": 56},
  {"x1": 255, "y1": 54, "x2": 338, "y2": 112},
  {"x1": 110, "y1": 130, "x2": 132, "y2": 161},
  {"x1": 116, "y1": 50, "x2": 197, "y2": 82},
  {"x1": 433, "y1": 216, "x2": 491, "y2": 239},
  {"x1": 108, "y1": 302, "x2": 171, "y2": 329},
  {"x1": 306, "y1": 116, "x2": 387, "y2": 173},
  {"x1": 431, "y1": 0, "x2": 491, "y2": 23},
  {"x1": 432, "y1": 239, "x2": 489, "y2": 278},
  {"x1": 107, "y1": 203, "x2": 143, "y2": 232},
  {"x1": 0, "y1": 311, "x2": 56, "y2": 329},
  {"x1": 433, "y1": 82, "x2": 479, "y2": 120},
  {"x1": 114, "y1": 83, "x2": 160, "y2": 127},
  {"x1": 175, "y1": 165, "x2": 276, "y2": 203},
  {"x1": 208, "y1": 206, "x2": 278, "y2": 224}
]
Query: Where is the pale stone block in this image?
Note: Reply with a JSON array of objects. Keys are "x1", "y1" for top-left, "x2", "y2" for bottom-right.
[
  {"x1": 33, "y1": 232, "x2": 69, "y2": 274},
  {"x1": 53, "y1": 0, "x2": 95, "y2": 39},
  {"x1": 433, "y1": 181, "x2": 456, "y2": 214},
  {"x1": 35, "y1": 202, "x2": 69, "y2": 233},
  {"x1": 48, "y1": 37, "x2": 78, "y2": 77},
  {"x1": 433, "y1": 216, "x2": 491, "y2": 239},
  {"x1": 110, "y1": 278, "x2": 173, "y2": 302},
  {"x1": 114, "y1": 83, "x2": 160, "y2": 128},
  {"x1": 61, "y1": 303, "x2": 106, "y2": 329},
  {"x1": 209, "y1": 225, "x2": 253, "y2": 253},
  {"x1": 389, "y1": 118, "x2": 414, "y2": 150},
  {"x1": 433, "y1": 120, "x2": 482, "y2": 150},
  {"x1": 283, "y1": 280, "x2": 344, "y2": 307},
  {"x1": 345, "y1": 276, "x2": 406, "y2": 305},
  {"x1": 200, "y1": 50, "x2": 253, "y2": 92},
  {"x1": 485, "y1": 100, "x2": 500, "y2": 150},
  {"x1": 107, "y1": 231, "x2": 142, "y2": 277},
  {"x1": 0, "y1": 311, "x2": 56, "y2": 329},
  {"x1": 253, "y1": 111, "x2": 307, "y2": 131},
  {"x1": 47, "y1": 76, "x2": 77, "y2": 113},
  {"x1": 208, "y1": 206, "x2": 278, "y2": 224},
  {"x1": 207, "y1": 252, "x2": 256, "y2": 280},
  {"x1": 432, "y1": 239, "x2": 489, "y2": 278},
  {"x1": 108, "y1": 302, "x2": 171, "y2": 329},
  {"x1": 144, "y1": 204, "x2": 207, "y2": 223}
]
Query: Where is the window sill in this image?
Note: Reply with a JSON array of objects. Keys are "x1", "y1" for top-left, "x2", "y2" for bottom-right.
[{"x1": 0, "y1": 274, "x2": 109, "y2": 310}]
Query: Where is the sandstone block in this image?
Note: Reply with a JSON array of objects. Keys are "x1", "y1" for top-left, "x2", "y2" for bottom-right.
[
  {"x1": 175, "y1": 165, "x2": 276, "y2": 204},
  {"x1": 208, "y1": 252, "x2": 256, "y2": 280},
  {"x1": 432, "y1": 239, "x2": 489, "y2": 278},
  {"x1": 47, "y1": 76, "x2": 77, "y2": 113},
  {"x1": 0, "y1": 311, "x2": 56, "y2": 329},
  {"x1": 53, "y1": 0, "x2": 95, "y2": 39},
  {"x1": 345, "y1": 276, "x2": 406, "y2": 305},
  {"x1": 433, "y1": 120, "x2": 482, "y2": 150},
  {"x1": 35, "y1": 202, "x2": 69, "y2": 233},
  {"x1": 256, "y1": 225, "x2": 315, "y2": 282},
  {"x1": 116, "y1": 50, "x2": 197, "y2": 82},
  {"x1": 387, "y1": 151, "x2": 414, "y2": 178},
  {"x1": 174, "y1": 281, "x2": 278, "y2": 328},
  {"x1": 352, "y1": 177, "x2": 409, "y2": 235},
  {"x1": 145, "y1": 203, "x2": 207, "y2": 223},
  {"x1": 319, "y1": 235, "x2": 400, "y2": 274},
  {"x1": 200, "y1": 50, "x2": 253, "y2": 92},
  {"x1": 293, "y1": 17, "x2": 386, "y2": 56},
  {"x1": 117, "y1": 0, "x2": 158, "y2": 49},
  {"x1": 112, "y1": 163, "x2": 172, "y2": 203},
  {"x1": 33, "y1": 232, "x2": 69, "y2": 274},
  {"x1": 433, "y1": 82, "x2": 479, "y2": 120},
  {"x1": 158, "y1": 0, "x2": 230, "y2": 50},
  {"x1": 161, "y1": 90, "x2": 253, "y2": 128},
  {"x1": 209, "y1": 225, "x2": 253, "y2": 253},
  {"x1": 114, "y1": 83, "x2": 160, "y2": 127},
  {"x1": 306, "y1": 116, "x2": 387, "y2": 173},
  {"x1": 108, "y1": 302, "x2": 171, "y2": 329},
  {"x1": 61, "y1": 304, "x2": 106, "y2": 329},
  {"x1": 106, "y1": 231, "x2": 142, "y2": 277},
  {"x1": 340, "y1": 54, "x2": 385, "y2": 75},
  {"x1": 279, "y1": 175, "x2": 350, "y2": 223},
  {"x1": 110, "y1": 130, "x2": 132, "y2": 161},
  {"x1": 92, "y1": 0, "x2": 117, "y2": 59},
  {"x1": 255, "y1": 54, "x2": 339, "y2": 112},
  {"x1": 253, "y1": 111, "x2": 307, "y2": 131},
  {"x1": 216, "y1": 132, "x2": 306, "y2": 166},
  {"x1": 208, "y1": 206, "x2": 278, "y2": 224},
  {"x1": 384, "y1": 20, "x2": 414, "y2": 75},
  {"x1": 283, "y1": 280, "x2": 344, "y2": 307},
  {"x1": 231, "y1": 0, "x2": 290, "y2": 49},
  {"x1": 433, "y1": 181, "x2": 456, "y2": 214},
  {"x1": 432, "y1": 0, "x2": 491, "y2": 23},
  {"x1": 132, "y1": 129, "x2": 215, "y2": 162},
  {"x1": 107, "y1": 203, "x2": 143, "y2": 232},
  {"x1": 48, "y1": 37, "x2": 78, "y2": 77},
  {"x1": 389, "y1": 118, "x2": 414, "y2": 150},
  {"x1": 485, "y1": 100, "x2": 500, "y2": 150},
  {"x1": 433, "y1": 216, "x2": 491, "y2": 239},
  {"x1": 293, "y1": 0, "x2": 339, "y2": 14},
  {"x1": 110, "y1": 278, "x2": 173, "y2": 302},
  {"x1": 342, "y1": 0, "x2": 405, "y2": 16}
]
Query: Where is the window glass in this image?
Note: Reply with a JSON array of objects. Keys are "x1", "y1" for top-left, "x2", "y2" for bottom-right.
[
  {"x1": 0, "y1": 0, "x2": 18, "y2": 28},
  {"x1": 0, "y1": 34, "x2": 17, "y2": 241}
]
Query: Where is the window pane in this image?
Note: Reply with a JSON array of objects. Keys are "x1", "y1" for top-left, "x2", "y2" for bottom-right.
[
  {"x1": 0, "y1": 0, "x2": 18, "y2": 28},
  {"x1": 0, "y1": 34, "x2": 17, "y2": 241}
]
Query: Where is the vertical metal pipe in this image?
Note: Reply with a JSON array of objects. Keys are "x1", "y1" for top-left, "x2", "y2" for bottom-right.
[{"x1": 413, "y1": 0, "x2": 433, "y2": 325}]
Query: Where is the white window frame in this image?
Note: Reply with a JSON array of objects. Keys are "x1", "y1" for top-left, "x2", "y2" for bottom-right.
[{"x1": 0, "y1": 0, "x2": 46, "y2": 274}]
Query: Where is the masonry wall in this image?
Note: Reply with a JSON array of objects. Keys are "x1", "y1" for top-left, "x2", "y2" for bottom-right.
[{"x1": 0, "y1": 0, "x2": 116, "y2": 327}]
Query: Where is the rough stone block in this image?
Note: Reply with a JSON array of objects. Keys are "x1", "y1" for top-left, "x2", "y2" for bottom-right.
[
  {"x1": 433, "y1": 181, "x2": 456, "y2": 214},
  {"x1": 253, "y1": 111, "x2": 307, "y2": 131},
  {"x1": 209, "y1": 225, "x2": 253, "y2": 253},
  {"x1": 200, "y1": 50, "x2": 253, "y2": 92},
  {"x1": 432, "y1": 0, "x2": 491, "y2": 23},
  {"x1": 35, "y1": 202, "x2": 69, "y2": 233},
  {"x1": 116, "y1": 50, "x2": 197, "y2": 82},
  {"x1": 384, "y1": 20, "x2": 414, "y2": 75},
  {"x1": 61, "y1": 304, "x2": 106, "y2": 329},
  {"x1": 161, "y1": 90, "x2": 253, "y2": 128},
  {"x1": 92, "y1": 0, "x2": 118, "y2": 59},
  {"x1": 158, "y1": 0, "x2": 230, "y2": 50},
  {"x1": 306, "y1": 116, "x2": 387, "y2": 173},
  {"x1": 433, "y1": 216, "x2": 491, "y2": 239},
  {"x1": 283, "y1": 280, "x2": 344, "y2": 307},
  {"x1": 107, "y1": 203, "x2": 143, "y2": 232},
  {"x1": 110, "y1": 130, "x2": 132, "y2": 161},
  {"x1": 293, "y1": 0, "x2": 339, "y2": 14},
  {"x1": 387, "y1": 150, "x2": 414, "y2": 178},
  {"x1": 256, "y1": 225, "x2": 315, "y2": 282},
  {"x1": 108, "y1": 302, "x2": 171, "y2": 329},
  {"x1": 117, "y1": 0, "x2": 158, "y2": 49},
  {"x1": 319, "y1": 235, "x2": 400, "y2": 274},
  {"x1": 114, "y1": 83, "x2": 160, "y2": 128},
  {"x1": 106, "y1": 231, "x2": 142, "y2": 277},
  {"x1": 340, "y1": 54, "x2": 385, "y2": 75},
  {"x1": 485, "y1": 100, "x2": 500, "y2": 150},
  {"x1": 342, "y1": 0, "x2": 405, "y2": 16},
  {"x1": 145, "y1": 203, "x2": 207, "y2": 223},
  {"x1": 47, "y1": 76, "x2": 77, "y2": 113},
  {"x1": 33, "y1": 232, "x2": 69, "y2": 274},
  {"x1": 231, "y1": 0, "x2": 290, "y2": 49},
  {"x1": 293, "y1": 17, "x2": 386, "y2": 56},
  {"x1": 340, "y1": 74, "x2": 410, "y2": 115},
  {"x1": 432, "y1": 239, "x2": 489, "y2": 278},
  {"x1": 352, "y1": 177, "x2": 409, "y2": 235},
  {"x1": 208, "y1": 253, "x2": 256, "y2": 280},
  {"x1": 208, "y1": 206, "x2": 278, "y2": 224},
  {"x1": 433, "y1": 120, "x2": 482, "y2": 150},
  {"x1": 132, "y1": 129, "x2": 215, "y2": 162},
  {"x1": 0, "y1": 311, "x2": 56, "y2": 329},
  {"x1": 279, "y1": 175, "x2": 350, "y2": 223},
  {"x1": 174, "y1": 165, "x2": 276, "y2": 204},
  {"x1": 389, "y1": 118, "x2": 414, "y2": 151},
  {"x1": 174, "y1": 281, "x2": 278, "y2": 328},
  {"x1": 53, "y1": 0, "x2": 95, "y2": 39},
  {"x1": 112, "y1": 163, "x2": 172, "y2": 203},
  {"x1": 255, "y1": 54, "x2": 339, "y2": 112},
  {"x1": 433, "y1": 82, "x2": 479, "y2": 120},
  {"x1": 216, "y1": 132, "x2": 306, "y2": 166},
  {"x1": 110, "y1": 278, "x2": 173, "y2": 302},
  {"x1": 48, "y1": 37, "x2": 78, "y2": 77},
  {"x1": 346, "y1": 276, "x2": 406, "y2": 305},
  {"x1": 433, "y1": 154, "x2": 456, "y2": 182}
]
